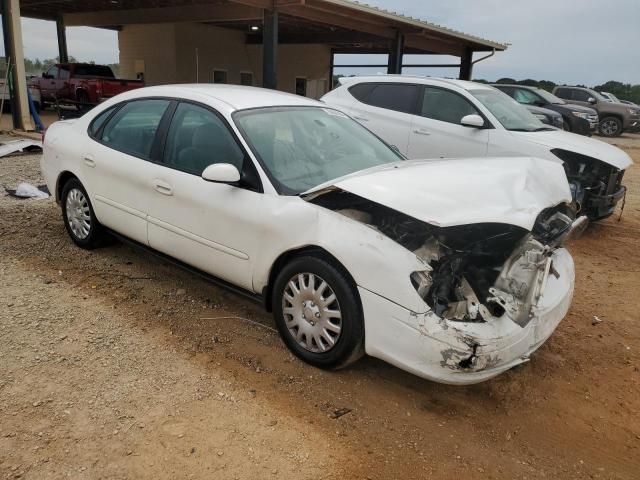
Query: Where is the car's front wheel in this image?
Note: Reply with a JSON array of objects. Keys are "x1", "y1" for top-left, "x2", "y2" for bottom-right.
[
  {"x1": 61, "y1": 178, "x2": 105, "y2": 249},
  {"x1": 273, "y1": 255, "x2": 364, "y2": 369},
  {"x1": 599, "y1": 116, "x2": 623, "y2": 137}
]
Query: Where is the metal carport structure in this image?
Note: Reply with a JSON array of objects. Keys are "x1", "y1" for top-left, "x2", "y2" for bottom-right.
[{"x1": 2, "y1": 0, "x2": 508, "y2": 131}]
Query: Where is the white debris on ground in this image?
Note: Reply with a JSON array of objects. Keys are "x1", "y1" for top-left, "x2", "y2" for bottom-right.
[{"x1": 13, "y1": 182, "x2": 49, "y2": 199}]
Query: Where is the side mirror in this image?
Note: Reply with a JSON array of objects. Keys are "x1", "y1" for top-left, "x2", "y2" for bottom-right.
[
  {"x1": 202, "y1": 163, "x2": 241, "y2": 184},
  {"x1": 588, "y1": 97, "x2": 596, "y2": 104},
  {"x1": 460, "y1": 114, "x2": 485, "y2": 128}
]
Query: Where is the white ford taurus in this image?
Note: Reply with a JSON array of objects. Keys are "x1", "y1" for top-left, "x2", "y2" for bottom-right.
[{"x1": 42, "y1": 85, "x2": 582, "y2": 384}]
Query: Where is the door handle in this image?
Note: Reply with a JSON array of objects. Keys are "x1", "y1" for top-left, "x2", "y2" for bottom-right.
[
  {"x1": 153, "y1": 180, "x2": 173, "y2": 196},
  {"x1": 353, "y1": 116, "x2": 370, "y2": 122},
  {"x1": 83, "y1": 156, "x2": 96, "y2": 168},
  {"x1": 413, "y1": 128, "x2": 431, "y2": 136}
]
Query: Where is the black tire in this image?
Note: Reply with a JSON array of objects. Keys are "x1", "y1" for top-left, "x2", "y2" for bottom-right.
[
  {"x1": 272, "y1": 255, "x2": 364, "y2": 370},
  {"x1": 599, "y1": 116, "x2": 623, "y2": 137},
  {"x1": 60, "y1": 178, "x2": 105, "y2": 249}
]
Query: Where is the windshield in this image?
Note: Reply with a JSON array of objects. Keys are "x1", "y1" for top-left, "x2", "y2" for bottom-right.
[
  {"x1": 471, "y1": 89, "x2": 550, "y2": 132},
  {"x1": 234, "y1": 107, "x2": 404, "y2": 194},
  {"x1": 603, "y1": 92, "x2": 621, "y2": 103},
  {"x1": 535, "y1": 88, "x2": 566, "y2": 105}
]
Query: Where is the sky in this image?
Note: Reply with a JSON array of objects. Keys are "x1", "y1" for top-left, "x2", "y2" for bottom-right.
[{"x1": 1, "y1": 0, "x2": 639, "y2": 85}]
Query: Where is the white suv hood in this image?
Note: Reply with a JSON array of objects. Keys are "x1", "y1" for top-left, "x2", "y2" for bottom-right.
[
  {"x1": 511, "y1": 130, "x2": 633, "y2": 170},
  {"x1": 305, "y1": 157, "x2": 571, "y2": 231}
]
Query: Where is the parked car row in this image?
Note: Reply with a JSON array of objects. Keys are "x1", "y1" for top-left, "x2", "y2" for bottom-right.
[
  {"x1": 492, "y1": 84, "x2": 598, "y2": 136},
  {"x1": 552, "y1": 85, "x2": 640, "y2": 137},
  {"x1": 41, "y1": 80, "x2": 631, "y2": 385},
  {"x1": 322, "y1": 76, "x2": 631, "y2": 220}
]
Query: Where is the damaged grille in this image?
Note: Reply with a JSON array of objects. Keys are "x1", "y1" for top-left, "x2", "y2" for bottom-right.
[{"x1": 310, "y1": 189, "x2": 573, "y2": 327}]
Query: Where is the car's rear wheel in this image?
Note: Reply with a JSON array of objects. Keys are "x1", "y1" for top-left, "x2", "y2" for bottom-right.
[
  {"x1": 599, "y1": 116, "x2": 622, "y2": 137},
  {"x1": 273, "y1": 255, "x2": 364, "y2": 369},
  {"x1": 61, "y1": 178, "x2": 105, "y2": 249}
]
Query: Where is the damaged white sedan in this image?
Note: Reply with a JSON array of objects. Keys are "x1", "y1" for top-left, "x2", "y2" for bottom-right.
[{"x1": 42, "y1": 85, "x2": 582, "y2": 384}]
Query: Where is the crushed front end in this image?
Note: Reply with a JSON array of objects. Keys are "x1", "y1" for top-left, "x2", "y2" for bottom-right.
[
  {"x1": 553, "y1": 148, "x2": 627, "y2": 220},
  {"x1": 311, "y1": 190, "x2": 581, "y2": 384}
]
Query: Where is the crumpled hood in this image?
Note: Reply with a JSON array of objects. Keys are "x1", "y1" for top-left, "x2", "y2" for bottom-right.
[
  {"x1": 510, "y1": 129, "x2": 633, "y2": 170},
  {"x1": 304, "y1": 157, "x2": 571, "y2": 231}
]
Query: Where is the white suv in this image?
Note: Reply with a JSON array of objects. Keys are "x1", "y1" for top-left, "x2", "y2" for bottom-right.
[{"x1": 322, "y1": 76, "x2": 632, "y2": 220}]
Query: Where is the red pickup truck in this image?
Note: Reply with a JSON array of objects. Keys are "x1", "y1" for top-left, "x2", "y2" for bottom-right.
[{"x1": 31, "y1": 63, "x2": 144, "y2": 107}]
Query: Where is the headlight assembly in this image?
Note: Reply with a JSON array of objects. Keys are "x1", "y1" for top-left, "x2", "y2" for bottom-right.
[{"x1": 572, "y1": 111, "x2": 589, "y2": 119}]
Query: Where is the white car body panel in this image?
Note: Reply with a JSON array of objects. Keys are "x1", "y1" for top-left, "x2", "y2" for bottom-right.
[
  {"x1": 322, "y1": 75, "x2": 633, "y2": 169},
  {"x1": 41, "y1": 84, "x2": 577, "y2": 384},
  {"x1": 305, "y1": 156, "x2": 571, "y2": 230}
]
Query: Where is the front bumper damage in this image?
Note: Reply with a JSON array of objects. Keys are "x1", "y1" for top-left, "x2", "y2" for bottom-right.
[{"x1": 361, "y1": 248, "x2": 575, "y2": 385}]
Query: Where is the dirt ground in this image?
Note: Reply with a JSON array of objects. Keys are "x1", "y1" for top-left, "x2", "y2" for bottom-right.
[{"x1": 1, "y1": 133, "x2": 639, "y2": 480}]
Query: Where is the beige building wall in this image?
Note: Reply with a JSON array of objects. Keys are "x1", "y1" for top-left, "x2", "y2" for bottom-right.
[
  {"x1": 118, "y1": 23, "x2": 331, "y2": 98},
  {"x1": 119, "y1": 24, "x2": 178, "y2": 85}
]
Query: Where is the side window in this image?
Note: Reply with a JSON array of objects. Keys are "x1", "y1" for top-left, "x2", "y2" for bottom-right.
[
  {"x1": 420, "y1": 87, "x2": 479, "y2": 125},
  {"x1": 554, "y1": 88, "x2": 570, "y2": 100},
  {"x1": 366, "y1": 84, "x2": 419, "y2": 114},
  {"x1": 46, "y1": 66, "x2": 59, "y2": 79},
  {"x1": 572, "y1": 90, "x2": 591, "y2": 102},
  {"x1": 496, "y1": 86, "x2": 516, "y2": 98},
  {"x1": 100, "y1": 99, "x2": 170, "y2": 159},
  {"x1": 88, "y1": 106, "x2": 117, "y2": 138},
  {"x1": 59, "y1": 66, "x2": 70, "y2": 80},
  {"x1": 349, "y1": 83, "x2": 377, "y2": 102},
  {"x1": 163, "y1": 102, "x2": 245, "y2": 176}
]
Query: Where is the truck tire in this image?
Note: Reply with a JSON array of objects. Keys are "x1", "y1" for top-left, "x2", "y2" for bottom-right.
[{"x1": 599, "y1": 116, "x2": 622, "y2": 137}]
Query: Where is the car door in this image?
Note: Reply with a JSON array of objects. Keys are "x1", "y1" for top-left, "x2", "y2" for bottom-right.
[
  {"x1": 84, "y1": 98, "x2": 172, "y2": 245},
  {"x1": 408, "y1": 86, "x2": 489, "y2": 159},
  {"x1": 146, "y1": 101, "x2": 265, "y2": 291},
  {"x1": 344, "y1": 82, "x2": 419, "y2": 155},
  {"x1": 567, "y1": 89, "x2": 592, "y2": 107},
  {"x1": 57, "y1": 65, "x2": 72, "y2": 100},
  {"x1": 39, "y1": 66, "x2": 60, "y2": 101}
]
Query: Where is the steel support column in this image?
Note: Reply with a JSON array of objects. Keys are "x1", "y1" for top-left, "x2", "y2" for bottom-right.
[
  {"x1": 262, "y1": 8, "x2": 278, "y2": 89},
  {"x1": 387, "y1": 31, "x2": 404, "y2": 74},
  {"x1": 459, "y1": 47, "x2": 473, "y2": 80},
  {"x1": 1, "y1": 0, "x2": 33, "y2": 131},
  {"x1": 56, "y1": 16, "x2": 69, "y2": 63}
]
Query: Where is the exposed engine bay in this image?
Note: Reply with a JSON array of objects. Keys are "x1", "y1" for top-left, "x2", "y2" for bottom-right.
[
  {"x1": 311, "y1": 189, "x2": 585, "y2": 327},
  {"x1": 552, "y1": 148, "x2": 626, "y2": 219}
]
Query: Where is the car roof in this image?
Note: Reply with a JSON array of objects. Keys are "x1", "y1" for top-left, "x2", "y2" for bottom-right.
[
  {"x1": 119, "y1": 84, "x2": 325, "y2": 111},
  {"x1": 492, "y1": 84, "x2": 540, "y2": 91},
  {"x1": 338, "y1": 75, "x2": 494, "y2": 91}
]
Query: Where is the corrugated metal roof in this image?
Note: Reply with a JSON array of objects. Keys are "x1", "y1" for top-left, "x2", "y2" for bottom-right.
[{"x1": 323, "y1": 0, "x2": 509, "y2": 51}]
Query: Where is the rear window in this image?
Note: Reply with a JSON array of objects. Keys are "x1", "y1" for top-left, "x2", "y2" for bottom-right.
[
  {"x1": 74, "y1": 65, "x2": 115, "y2": 78},
  {"x1": 349, "y1": 82, "x2": 419, "y2": 115}
]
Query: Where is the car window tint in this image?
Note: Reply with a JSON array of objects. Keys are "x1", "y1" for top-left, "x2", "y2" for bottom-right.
[
  {"x1": 555, "y1": 88, "x2": 570, "y2": 99},
  {"x1": 420, "y1": 87, "x2": 479, "y2": 124},
  {"x1": 572, "y1": 90, "x2": 591, "y2": 102},
  {"x1": 513, "y1": 88, "x2": 541, "y2": 105},
  {"x1": 164, "y1": 102, "x2": 245, "y2": 176},
  {"x1": 89, "y1": 107, "x2": 116, "y2": 137},
  {"x1": 366, "y1": 84, "x2": 419, "y2": 114},
  {"x1": 47, "y1": 66, "x2": 59, "y2": 78},
  {"x1": 100, "y1": 99, "x2": 170, "y2": 159},
  {"x1": 59, "y1": 66, "x2": 70, "y2": 80},
  {"x1": 349, "y1": 83, "x2": 377, "y2": 102}
]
